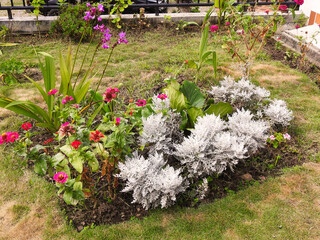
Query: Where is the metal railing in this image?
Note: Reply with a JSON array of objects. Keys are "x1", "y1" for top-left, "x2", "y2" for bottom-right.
[{"x1": 0, "y1": 0, "x2": 297, "y2": 20}]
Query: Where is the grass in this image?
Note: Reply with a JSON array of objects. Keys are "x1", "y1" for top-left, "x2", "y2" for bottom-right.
[{"x1": 0, "y1": 28, "x2": 320, "y2": 239}]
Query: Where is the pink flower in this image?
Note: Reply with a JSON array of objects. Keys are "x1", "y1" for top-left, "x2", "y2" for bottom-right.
[
  {"x1": 210, "y1": 25, "x2": 219, "y2": 32},
  {"x1": 237, "y1": 29, "x2": 245, "y2": 35},
  {"x1": 157, "y1": 94, "x2": 167, "y2": 100},
  {"x1": 98, "y1": 4, "x2": 104, "y2": 12},
  {"x1": 71, "y1": 140, "x2": 81, "y2": 150},
  {"x1": 0, "y1": 132, "x2": 9, "y2": 144},
  {"x1": 136, "y1": 99, "x2": 146, "y2": 106},
  {"x1": 115, "y1": 118, "x2": 121, "y2": 126},
  {"x1": 48, "y1": 89, "x2": 58, "y2": 95},
  {"x1": 72, "y1": 104, "x2": 80, "y2": 108},
  {"x1": 53, "y1": 172, "x2": 68, "y2": 184},
  {"x1": 103, "y1": 88, "x2": 119, "y2": 102},
  {"x1": 58, "y1": 122, "x2": 75, "y2": 137},
  {"x1": 294, "y1": 0, "x2": 304, "y2": 5},
  {"x1": 62, "y1": 95, "x2": 74, "y2": 104},
  {"x1": 283, "y1": 133, "x2": 291, "y2": 140},
  {"x1": 117, "y1": 32, "x2": 128, "y2": 45},
  {"x1": 7, "y1": 132, "x2": 19, "y2": 143},
  {"x1": 279, "y1": 5, "x2": 288, "y2": 11},
  {"x1": 86, "y1": 2, "x2": 90, "y2": 7},
  {"x1": 265, "y1": 10, "x2": 269, "y2": 14},
  {"x1": 295, "y1": 25, "x2": 300, "y2": 29},
  {"x1": 225, "y1": 22, "x2": 231, "y2": 26},
  {"x1": 21, "y1": 123, "x2": 32, "y2": 131},
  {"x1": 98, "y1": 17, "x2": 102, "y2": 22},
  {"x1": 269, "y1": 135, "x2": 275, "y2": 141}
]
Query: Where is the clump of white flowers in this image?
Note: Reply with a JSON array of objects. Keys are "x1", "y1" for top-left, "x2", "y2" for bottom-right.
[
  {"x1": 264, "y1": 99, "x2": 294, "y2": 127},
  {"x1": 118, "y1": 151, "x2": 188, "y2": 209},
  {"x1": 208, "y1": 76, "x2": 270, "y2": 109}
]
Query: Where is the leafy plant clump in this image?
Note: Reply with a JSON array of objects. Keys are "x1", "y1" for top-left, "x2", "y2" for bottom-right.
[{"x1": 0, "y1": 58, "x2": 25, "y2": 85}]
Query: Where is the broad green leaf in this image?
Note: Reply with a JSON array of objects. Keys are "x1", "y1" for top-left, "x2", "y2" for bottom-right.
[
  {"x1": 60, "y1": 145, "x2": 74, "y2": 157},
  {"x1": 205, "y1": 102, "x2": 233, "y2": 117},
  {"x1": 73, "y1": 182, "x2": 83, "y2": 191},
  {"x1": 180, "y1": 81, "x2": 205, "y2": 108},
  {"x1": 74, "y1": 78, "x2": 92, "y2": 103},
  {"x1": 187, "y1": 107, "x2": 204, "y2": 127},
  {"x1": 69, "y1": 155, "x2": 83, "y2": 173},
  {"x1": 199, "y1": 24, "x2": 209, "y2": 61},
  {"x1": 187, "y1": 60, "x2": 198, "y2": 69},
  {"x1": 52, "y1": 152, "x2": 65, "y2": 166},
  {"x1": 164, "y1": 80, "x2": 187, "y2": 111},
  {"x1": 34, "y1": 157, "x2": 47, "y2": 176},
  {"x1": 63, "y1": 190, "x2": 79, "y2": 205},
  {"x1": 88, "y1": 157, "x2": 99, "y2": 172}
]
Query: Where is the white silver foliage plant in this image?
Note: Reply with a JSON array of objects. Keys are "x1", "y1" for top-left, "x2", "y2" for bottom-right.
[
  {"x1": 139, "y1": 112, "x2": 182, "y2": 154},
  {"x1": 151, "y1": 94, "x2": 170, "y2": 112},
  {"x1": 118, "y1": 151, "x2": 188, "y2": 209},
  {"x1": 175, "y1": 114, "x2": 247, "y2": 178},
  {"x1": 228, "y1": 109, "x2": 269, "y2": 154},
  {"x1": 208, "y1": 76, "x2": 270, "y2": 108},
  {"x1": 263, "y1": 99, "x2": 294, "y2": 127}
]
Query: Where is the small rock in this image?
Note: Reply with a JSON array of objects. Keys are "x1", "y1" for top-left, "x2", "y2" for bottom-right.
[
  {"x1": 137, "y1": 208, "x2": 140, "y2": 212},
  {"x1": 241, "y1": 173, "x2": 253, "y2": 181},
  {"x1": 77, "y1": 226, "x2": 83, "y2": 231},
  {"x1": 81, "y1": 221, "x2": 85, "y2": 226}
]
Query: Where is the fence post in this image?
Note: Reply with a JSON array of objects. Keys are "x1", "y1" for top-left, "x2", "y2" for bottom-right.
[{"x1": 7, "y1": 9, "x2": 13, "y2": 19}]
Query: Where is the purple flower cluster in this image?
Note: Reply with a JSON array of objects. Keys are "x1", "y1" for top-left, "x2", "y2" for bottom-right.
[{"x1": 83, "y1": 3, "x2": 104, "y2": 22}]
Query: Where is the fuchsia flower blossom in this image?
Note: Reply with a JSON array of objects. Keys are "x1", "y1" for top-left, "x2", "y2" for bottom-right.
[
  {"x1": 225, "y1": 22, "x2": 231, "y2": 26},
  {"x1": 71, "y1": 140, "x2": 81, "y2": 150},
  {"x1": 98, "y1": 17, "x2": 102, "y2": 22},
  {"x1": 103, "y1": 88, "x2": 119, "y2": 102},
  {"x1": 265, "y1": 10, "x2": 269, "y2": 14},
  {"x1": 72, "y1": 104, "x2": 80, "y2": 108},
  {"x1": 21, "y1": 123, "x2": 32, "y2": 131},
  {"x1": 296, "y1": 25, "x2": 300, "y2": 29},
  {"x1": 115, "y1": 118, "x2": 121, "y2": 126},
  {"x1": 8, "y1": 132, "x2": 19, "y2": 142},
  {"x1": 279, "y1": 5, "x2": 288, "y2": 11},
  {"x1": 48, "y1": 89, "x2": 58, "y2": 95},
  {"x1": 117, "y1": 32, "x2": 128, "y2": 45},
  {"x1": 98, "y1": 4, "x2": 104, "y2": 12},
  {"x1": 0, "y1": 132, "x2": 18, "y2": 144},
  {"x1": 210, "y1": 25, "x2": 219, "y2": 32},
  {"x1": 62, "y1": 95, "x2": 74, "y2": 104},
  {"x1": 157, "y1": 94, "x2": 167, "y2": 100},
  {"x1": 58, "y1": 122, "x2": 75, "y2": 137},
  {"x1": 294, "y1": 0, "x2": 304, "y2": 5},
  {"x1": 136, "y1": 99, "x2": 146, "y2": 106},
  {"x1": 86, "y1": 2, "x2": 90, "y2": 7},
  {"x1": 53, "y1": 172, "x2": 68, "y2": 184},
  {"x1": 283, "y1": 133, "x2": 291, "y2": 140}
]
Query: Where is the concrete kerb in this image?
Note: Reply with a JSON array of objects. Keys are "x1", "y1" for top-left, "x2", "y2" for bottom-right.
[
  {"x1": 0, "y1": 11, "x2": 302, "y2": 35},
  {"x1": 279, "y1": 30, "x2": 320, "y2": 68}
]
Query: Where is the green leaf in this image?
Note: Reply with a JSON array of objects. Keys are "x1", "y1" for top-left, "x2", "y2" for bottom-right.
[
  {"x1": 52, "y1": 153, "x2": 65, "y2": 166},
  {"x1": 205, "y1": 102, "x2": 233, "y2": 117},
  {"x1": 180, "y1": 81, "x2": 205, "y2": 108},
  {"x1": 164, "y1": 80, "x2": 187, "y2": 112},
  {"x1": 73, "y1": 182, "x2": 83, "y2": 191},
  {"x1": 60, "y1": 145, "x2": 74, "y2": 157},
  {"x1": 187, "y1": 60, "x2": 198, "y2": 69},
  {"x1": 69, "y1": 155, "x2": 83, "y2": 173},
  {"x1": 199, "y1": 24, "x2": 209, "y2": 62},
  {"x1": 34, "y1": 157, "x2": 47, "y2": 176},
  {"x1": 187, "y1": 107, "x2": 204, "y2": 127}
]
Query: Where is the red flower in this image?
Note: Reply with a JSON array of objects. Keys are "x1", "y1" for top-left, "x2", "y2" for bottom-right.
[
  {"x1": 103, "y1": 88, "x2": 119, "y2": 102},
  {"x1": 294, "y1": 0, "x2": 304, "y2": 5},
  {"x1": 89, "y1": 130, "x2": 104, "y2": 142},
  {"x1": 265, "y1": 10, "x2": 269, "y2": 14},
  {"x1": 44, "y1": 138, "x2": 53, "y2": 144},
  {"x1": 279, "y1": 5, "x2": 288, "y2": 11},
  {"x1": 184, "y1": 60, "x2": 188, "y2": 64},
  {"x1": 210, "y1": 25, "x2": 219, "y2": 32},
  {"x1": 71, "y1": 140, "x2": 81, "y2": 150},
  {"x1": 21, "y1": 123, "x2": 32, "y2": 131}
]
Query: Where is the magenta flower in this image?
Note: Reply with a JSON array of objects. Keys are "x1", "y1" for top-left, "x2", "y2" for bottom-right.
[
  {"x1": 279, "y1": 5, "x2": 288, "y2": 11},
  {"x1": 157, "y1": 94, "x2": 167, "y2": 100},
  {"x1": 265, "y1": 10, "x2": 269, "y2": 14},
  {"x1": 98, "y1": 4, "x2": 104, "y2": 12},
  {"x1": 7, "y1": 132, "x2": 19, "y2": 143},
  {"x1": 210, "y1": 25, "x2": 219, "y2": 32},
  {"x1": 21, "y1": 123, "x2": 32, "y2": 131},
  {"x1": 103, "y1": 87, "x2": 119, "y2": 102},
  {"x1": 53, "y1": 172, "x2": 68, "y2": 184},
  {"x1": 295, "y1": 25, "x2": 300, "y2": 29},
  {"x1": 225, "y1": 22, "x2": 231, "y2": 27},
  {"x1": 269, "y1": 135, "x2": 275, "y2": 141},
  {"x1": 98, "y1": 17, "x2": 102, "y2": 22},
  {"x1": 58, "y1": 122, "x2": 75, "y2": 137},
  {"x1": 283, "y1": 133, "x2": 291, "y2": 140},
  {"x1": 93, "y1": 24, "x2": 100, "y2": 30},
  {"x1": 115, "y1": 118, "x2": 121, "y2": 126},
  {"x1": 117, "y1": 32, "x2": 128, "y2": 45},
  {"x1": 86, "y1": 2, "x2": 90, "y2": 7},
  {"x1": 237, "y1": 29, "x2": 245, "y2": 35},
  {"x1": 0, "y1": 132, "x2": 9, "y2": 144},
  {"x1": 136, "y1": 99, "x2": 146, "y2": 106},
  {"x1": 62, "y1": 95, "x2": 74, "y2": 104},
  {"x1": 48, "y1": 89, "x2": 58, "y2": 95},
  {"x1": 294, "y1": 0, "x2": 304, "y2": 5},
  {"x1": 72, "y1": 104, "x2": 80, "y2": 108}
]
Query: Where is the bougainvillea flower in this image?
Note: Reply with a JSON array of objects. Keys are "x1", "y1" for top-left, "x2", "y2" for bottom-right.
[
  {"x1": 136, "y1": 99, "x2": 147, "y2": 106},
  {"x1": 89, "y1": 130, "x2": 104, "y2": 142},
  {"x1": 21, "y1": 123, "x2": 32, "y2": 131},
  {"x1": 115, "y1": 118, "x2": 121, "y2": 126},
  {"x1": 58, "y1": 122, "x2": 75, "y2": 137},
  {"x1": 53, "y1": 172, "x2": 68, "y2": 184},
  {"x1": 279, "y1": 5, "x2": 288, "y2": 11},
  {"x1": 283, "y1": 133, "x2": 291, "y2": 140},
  {"x1": 44, "y1": 138, "x2": 53, "y2": 145},
  {"x1": 62, "y1": 95, "x2": 74, "y2": 104},
  {"x1": 294, "y1": 0, "x2": 304, "y2": 5},
  {"x1": 71, "y1": 140, "x2": 81, "y2": 150},
  {"x1": 48, "y1": 89, "x2": 58, "y2": 95},
  {"x1": 210, "y1": 25, "x2": 219, "y2": 32},
  {"x1": 269, "y1": 135, "x2": 275, "y2": 141},
  {"x1": 157, "y1": 94, "x2": 167, "y2": 100}
]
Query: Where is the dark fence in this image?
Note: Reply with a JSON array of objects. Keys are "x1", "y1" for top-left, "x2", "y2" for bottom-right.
[{"x1": 0, "y1": 0, "x2": 297, "y2": 20}]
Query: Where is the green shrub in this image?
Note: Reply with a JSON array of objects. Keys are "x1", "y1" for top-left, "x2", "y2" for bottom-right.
[{"x1": 0, "y1": 58, "x2": 25, "y2": 85}]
